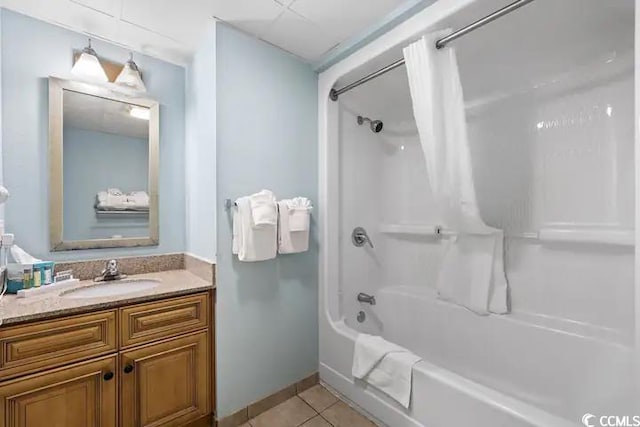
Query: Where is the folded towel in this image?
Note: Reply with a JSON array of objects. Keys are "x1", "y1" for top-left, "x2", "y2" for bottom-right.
[
  {"x1": 352, "y1": 334, "x2": 421, "y2": 408},
  {"x1": 233, "y1": 196, "x2": 277, "y2": 262},
  {"x1": 95, "y1": 190, "x2": 150, "y2": 211},
  {"x1": 126, "y1": 191, "x2": 149, "y2": 206},
  {"x1": 249, "y1": 190, "x2": 277, "y2": 228},
  {"x1": 285, "y1": 197, "x2": 312, "y2": 231},
  {"x1": 277, "y1": 200, "x2": 310, "y2": 254}
]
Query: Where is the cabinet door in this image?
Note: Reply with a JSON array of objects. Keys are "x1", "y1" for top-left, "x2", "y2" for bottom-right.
[
  {"x1": 120, "y1": 332, "x2": 209, "y2": 427},
  {"x1": 0, "y1": 356, "x2": 117, "y2": 427}
]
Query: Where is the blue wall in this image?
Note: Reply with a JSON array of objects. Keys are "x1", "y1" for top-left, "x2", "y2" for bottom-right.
[
  {"x1": 185, "y1": 21, "x2": 217, "y2": 262},
  {"x1": 62, "y1": 126, "x2": 149, "y2": 240},
  {"x1": 215, "y1": 23, "x2": 319, "y2": 417},
  {"x1": 1, "y1": 10, "x2": 186, "y2": 260}
]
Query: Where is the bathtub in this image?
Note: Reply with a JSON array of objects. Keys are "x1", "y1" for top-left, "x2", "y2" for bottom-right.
[{"x1": 320, "y1": 286, "x2": 634, "y2": 427}]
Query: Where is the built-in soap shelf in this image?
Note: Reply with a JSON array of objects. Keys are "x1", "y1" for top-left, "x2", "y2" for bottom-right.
[
  {"x1": 537, "y1": 228, "x2": 634, "y2": 246},
  {"x1": 379, "y1": 223, "x2": 635, "y2": 246},
  {"x1": 379, "y1": 224, "x2": 442, "y2": 236}
]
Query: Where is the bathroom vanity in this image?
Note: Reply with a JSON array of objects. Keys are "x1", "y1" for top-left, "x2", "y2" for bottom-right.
[{"x1": 0, "y1": 270, "x2": 215, "y2": 427}]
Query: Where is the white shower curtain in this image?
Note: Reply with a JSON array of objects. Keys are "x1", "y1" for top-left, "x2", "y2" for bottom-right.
[{"x1": 403, "y1": 33, "x2": 508, "y2": 314}]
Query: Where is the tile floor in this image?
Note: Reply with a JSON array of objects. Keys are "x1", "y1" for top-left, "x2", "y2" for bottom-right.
[{"x1": 240, "y1": 384, "x2": 378, "y2": 427}]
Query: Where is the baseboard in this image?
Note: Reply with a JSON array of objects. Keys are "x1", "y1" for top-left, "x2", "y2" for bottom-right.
[{"x1": 216, "y1": 372, "x2": 319, "y2": 427}]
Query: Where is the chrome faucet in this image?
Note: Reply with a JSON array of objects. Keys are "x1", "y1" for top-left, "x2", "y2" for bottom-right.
[
  {"x1": 95, "y1": 259, "x2": 126, "y2": 282},
  {"x1": 357, "y1": 292, "x2": 376, "y2": 305}
]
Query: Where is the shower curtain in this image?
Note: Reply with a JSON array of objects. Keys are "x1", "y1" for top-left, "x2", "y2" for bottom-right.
[{"x1": 403, "y1": 33, "x2": 508, "y2": 315}]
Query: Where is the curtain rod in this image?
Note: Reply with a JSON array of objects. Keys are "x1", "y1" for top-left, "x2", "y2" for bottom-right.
[{"x1": 329, "y1": 0, "x2": 536, "y2": 101}]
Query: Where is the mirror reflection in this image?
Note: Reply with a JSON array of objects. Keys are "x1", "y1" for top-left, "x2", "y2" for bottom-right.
[{"x1": 61, "y1": 89, "x2": 152, "y2": 243}]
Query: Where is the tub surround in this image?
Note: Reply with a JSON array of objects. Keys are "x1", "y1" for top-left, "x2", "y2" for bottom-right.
[{"x1": 0, "y1": 269, "x2": 214, "y2": 325}]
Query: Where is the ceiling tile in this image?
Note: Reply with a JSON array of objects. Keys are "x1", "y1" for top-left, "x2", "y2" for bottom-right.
[
  {"x1": 116, "y1": 20, "x2": 192, "y2": 64},
  {"x1": 3, "y1": 0, "x2": 421, "y2": 66},
  {"x1": 260, "y1": 9, "x2": 339, "y2": 61},
  {"x1": 290, "y1": 0, "x2": 404, "y2": 40},
  {"x1": 69, "y1": 0, "x2": 121, "y2": 17},
  {"x1": 121, "y1": 0, "x2": 215, "y2": 46},
  {"x1": 3, "y1": 0, "x2": 119, "y2": 39},
  {"x1": 212, "y1": 0, "x2": 284, "y2": 35}
]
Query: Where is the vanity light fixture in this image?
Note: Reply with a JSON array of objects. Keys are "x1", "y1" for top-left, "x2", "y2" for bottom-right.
[
  {"x1": 70, "y1": 38, "x2": 109, "y2": 83},
  {"x1": 129, "y1": 106, "x2": 150, "y2": 121},
  {"x1": 115, "y1": 53, "x2": 147, "y2": 92}
]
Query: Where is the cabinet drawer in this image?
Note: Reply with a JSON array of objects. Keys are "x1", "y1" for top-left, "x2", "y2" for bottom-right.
[
  {"x1": 0, "y1": 311, "x2": 117, "y2": 380},
  {"x1": 120, "y1": 293, "x2": 209, "y2": 348}
]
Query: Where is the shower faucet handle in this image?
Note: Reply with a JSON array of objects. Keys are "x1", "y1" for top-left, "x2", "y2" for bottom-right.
[{"x1": 352, "y1": 227, "x2": 374, "y2": 248}]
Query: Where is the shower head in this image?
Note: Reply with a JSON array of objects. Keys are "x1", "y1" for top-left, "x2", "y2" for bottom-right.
[{"x1": 357, "y1": 115, "x2": 383, "y2": 133}]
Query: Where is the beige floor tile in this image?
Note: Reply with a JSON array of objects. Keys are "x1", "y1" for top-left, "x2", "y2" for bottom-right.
[
  {"x1": 300, "y1": 415, "x2": 332, "y2": 427},
  {"x1": 250, "y1": 396, "x2": 317, "y2": 427},
  {"x1": 321, "y1": 401, "x2": 376, "y2": 427},
  {"x1": 299, "y1": 385, "x2": 339, "y2": 413},
  {"x1": 239, "y1": 424, "x2": 251, "y2": 427}
]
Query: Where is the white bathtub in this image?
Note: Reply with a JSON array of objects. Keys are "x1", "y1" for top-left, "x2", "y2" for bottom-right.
[{"x1": 320, "y1": 285, "x2": 635, "y2": 427}]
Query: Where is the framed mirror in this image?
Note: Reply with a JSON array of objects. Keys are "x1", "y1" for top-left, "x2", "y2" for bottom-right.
[{"x1": 48, "y1": 77, "x2": 159, "y2": 251}]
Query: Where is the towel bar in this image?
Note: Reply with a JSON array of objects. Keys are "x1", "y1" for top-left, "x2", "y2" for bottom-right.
[
  {"x1": 224, "y1": 199, "x2": 236, "y2": 210},
  {"x1": 224, "y1": 198, "x2": 313, "y2": 219}
]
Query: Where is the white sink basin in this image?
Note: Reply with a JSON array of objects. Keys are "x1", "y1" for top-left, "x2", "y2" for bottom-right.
[{"x1": 62, "y1": 279, "x2": 160, "y2": 299}]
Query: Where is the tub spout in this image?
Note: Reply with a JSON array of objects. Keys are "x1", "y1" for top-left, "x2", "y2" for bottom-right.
[{"x1": 357, "y1": 292, "x2": 376, "y2": 305}]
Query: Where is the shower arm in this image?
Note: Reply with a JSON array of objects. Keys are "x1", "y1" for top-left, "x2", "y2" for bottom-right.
[{"x1": 329, "y1": 0, "x2": 536, "y2": 101}]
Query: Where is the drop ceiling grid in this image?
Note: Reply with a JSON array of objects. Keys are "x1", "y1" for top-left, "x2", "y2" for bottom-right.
[{"x1": 1, "y1": 0, "x2": 411, "y2": 64}]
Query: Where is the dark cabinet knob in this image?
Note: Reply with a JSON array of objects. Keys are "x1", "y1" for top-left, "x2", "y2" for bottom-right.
[
  {"x1": 123, "y1": 364, "x2": 134, "y2": 374},
  {"x1": 103, "y1": 371, "x2": 114, "y2": 381}
]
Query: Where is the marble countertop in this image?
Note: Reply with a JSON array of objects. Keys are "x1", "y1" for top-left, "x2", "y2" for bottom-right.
[{"x1": 0, "y1": 269, "x2": 214, "y2": 326}]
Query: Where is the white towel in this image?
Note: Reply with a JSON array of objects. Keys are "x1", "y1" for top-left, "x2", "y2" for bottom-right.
[
  {"x1": 96, "y1": 190, "x2": 149, "y2": 211},
  {"x1": 352, "y1": 334, "x2": 421, "y2": 409},
  {"x1": 249, "y1": 190, "x2": 277, "y2": 228},
  {"x1": 286, "y1": 197, "x2": 312, "y2": 231},
  {"x1": 277, "y1": 200, "x2": 310, "y2": 254},
  {"x1": 233, "y1": 196, "x2": 277, "y2": 262},
  {"x1": 126, "y1": 191, "x2": 150, "y2": 206},
  {"x1": 105, "y1": 188, "x2": 126, "y2": 206}
]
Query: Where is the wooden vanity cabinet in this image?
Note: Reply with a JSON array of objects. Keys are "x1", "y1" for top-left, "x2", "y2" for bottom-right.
[
  {"x1": 0, "y1": 356, "x2": 117, "y2": 427},
  {"x1": 0, "y1": 291, "x2": 214, "y2": 427}
]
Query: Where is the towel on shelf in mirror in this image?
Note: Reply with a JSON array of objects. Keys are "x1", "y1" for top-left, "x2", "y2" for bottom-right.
[{"x1": 95, "y1": 188, "x2": 150, "y2": 211}]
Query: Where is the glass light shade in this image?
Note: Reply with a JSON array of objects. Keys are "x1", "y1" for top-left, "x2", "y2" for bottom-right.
[
  {"x1": 115, "y1": 56, "x2": 147, "y2": 92},
  {"x1": 71, "y1": 49, "x2": 109, "y2": 83}
]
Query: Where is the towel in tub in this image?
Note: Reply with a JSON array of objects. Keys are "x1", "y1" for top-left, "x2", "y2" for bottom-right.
[{"x1": 352, "y1": 333, "x2": 422, "y2": 408}]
